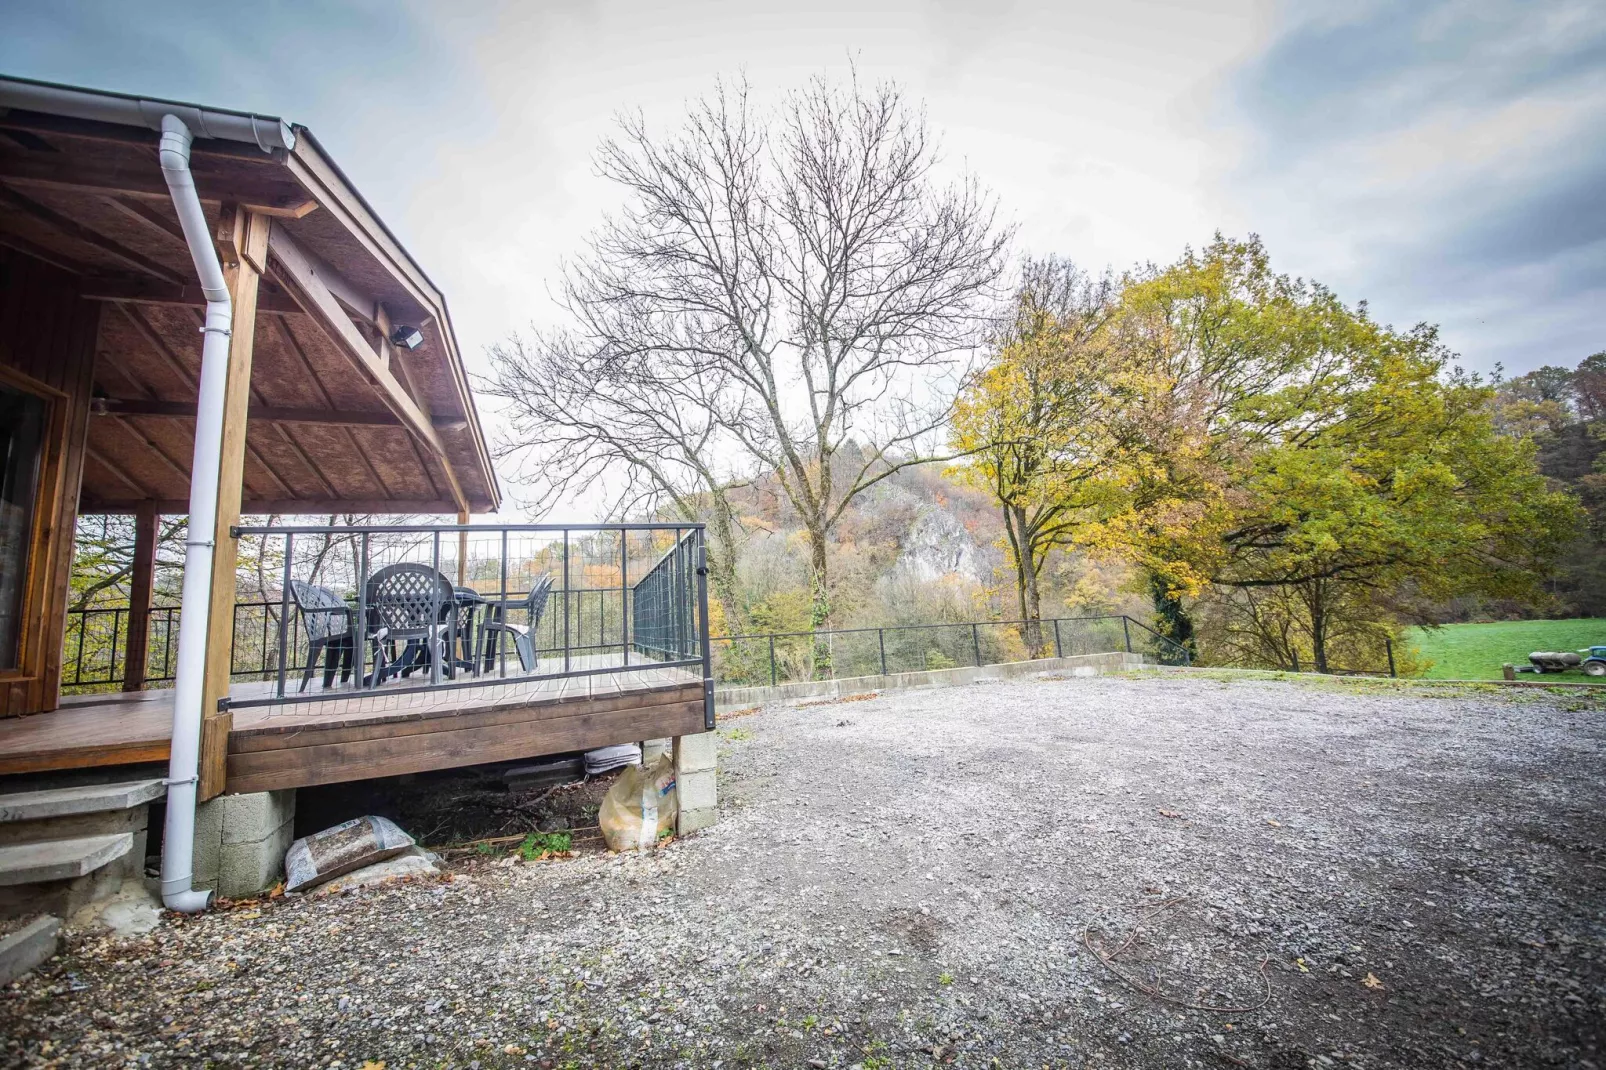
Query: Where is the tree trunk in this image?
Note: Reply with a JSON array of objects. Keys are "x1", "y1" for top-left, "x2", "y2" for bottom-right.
[
  {"x1": 1149, "y1": 572, "x2": 1196, "y2": 658},
  {"x1": 704, "y1": 492, "x2": 743, "y2": 634},
  {"x1": 1004, "y1": 504, "x2": 1046, "y2": 657},
  {"x1": 1308, "y1": 581, "x2": 1329, "y2": 674},
  {"x1": 807, "y1": 527, "x2": 832, "y2": 678}
]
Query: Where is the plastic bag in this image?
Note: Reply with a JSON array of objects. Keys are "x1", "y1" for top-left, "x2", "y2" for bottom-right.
[
  {"x1": 284, "y1": 815, "x2": 415, "y2": 892},
  {"x1": 599, "y1": 755, "x2": 678, "y2": 852}
]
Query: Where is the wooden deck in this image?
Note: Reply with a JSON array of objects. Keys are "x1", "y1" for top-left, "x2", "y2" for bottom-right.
[{"x1": 0, "y1": 655, "x2": 705, "y2": 792}]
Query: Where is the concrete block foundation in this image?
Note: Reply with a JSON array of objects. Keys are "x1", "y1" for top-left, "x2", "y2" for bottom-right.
[
  {"x1": 193, "y1": 790, "x2": 295, "y2": 898},
  {"x1": 673, "y1": 731, "x2": 717, "y2": 835}
]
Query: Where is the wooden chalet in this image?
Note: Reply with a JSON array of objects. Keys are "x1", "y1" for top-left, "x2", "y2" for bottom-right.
[{"x1": 0, "y1": 74, "x2": 714, "y2": 829}]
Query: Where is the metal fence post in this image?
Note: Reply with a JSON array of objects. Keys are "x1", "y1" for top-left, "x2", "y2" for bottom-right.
[
  {"x1": 972, "y1": 622, "x2": 982, "y2": 667},
  {"x1": 1053, "y1": 618, "x2": 1063, "y2": 658},
  {"x1": 562, "y1": 530, "x2": 571, "y2": 675},
  {"x1": 498, "y1": 528, "x2": 509, "y2": 678},
  {"x1": 355, "y1": 534, "x2": 369, "y2": 689},
  {"x1": 1386, "y1": 638, "x2": 1396, "y2": 678},
  {"x1": 878, "y1": 628, "x2": 888, "y2": 676},
  {"x1": 1122, "y1": 616, "x2": 1132, "y2": 654},
  {"x1": 430, "y1": 531, "x2": 443, "y2": 686},
  {"x1": 695, "y1": 531, "x2": 716, "y2": 729},
  {"x1": 769, "y1": 634, "x2": 777, "y2": 687},
  {"x1": 620, "y1": 529, "x2": 630, "y2": 666},
  {"x1": 276, "y1": 533, "x2": 293, "y2": 698}
]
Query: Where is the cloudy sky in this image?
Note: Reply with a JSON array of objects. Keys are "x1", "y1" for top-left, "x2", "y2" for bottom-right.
[{"x1": 5, "y1": 0, "x2": 1602, "y2": 383}]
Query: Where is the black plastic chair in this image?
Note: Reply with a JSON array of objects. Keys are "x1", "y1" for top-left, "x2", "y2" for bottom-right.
[
  {"x1": 364, "y1": 563, "x2": 457, "y2": 685},
  {"x1": 289, "y1": 580, "x2": 354, "y2": 692},
  {"x1": 482, "y1": 574, "x2": 554, "y2": 671}
]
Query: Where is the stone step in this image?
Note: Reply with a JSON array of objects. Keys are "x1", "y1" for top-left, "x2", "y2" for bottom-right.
[
  {"x1": 0, "y1": 833, "x2": 133, "y2": 887},
  {"x1": 0, "y1": 915, "x2": 61, "y2": 984},
  {"x1": 0, "y1": 779, "x2": 165, "y2": 823}
]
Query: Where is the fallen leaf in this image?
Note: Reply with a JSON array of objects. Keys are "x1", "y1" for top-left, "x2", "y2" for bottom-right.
[
  {"x1": 1266, "y1": 818, "x2": 1283, "y2": 827},
  {"x1": 1362, "y1": 973, "x2": 1384, "y2": 990},
  {"x1": 504, "y1": 1044, "x2": 526, "y2": 1055},
  {"x1": 1295, "y1": 957, "x2": 1309, "y2": 973},
  {"x1": 360, "y1": 1062, "x2": 386, "y2": 1070},
  {"x1": 1158, "y1": 809, "x2": 1183, "y2": 819}
]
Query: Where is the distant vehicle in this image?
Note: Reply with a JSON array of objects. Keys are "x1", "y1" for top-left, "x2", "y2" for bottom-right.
[{"x1": 1520, "y1": 647, "x2": 1606, "y2": 676}]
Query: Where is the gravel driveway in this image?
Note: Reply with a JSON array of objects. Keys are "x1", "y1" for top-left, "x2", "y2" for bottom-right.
[{"x1": 4, "y1": 672, "x2": 1604, "y2": 1069}]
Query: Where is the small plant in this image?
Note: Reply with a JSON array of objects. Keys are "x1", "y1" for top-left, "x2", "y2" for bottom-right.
[
  {"x1": 722, "y1": 725, "x2": 753, "y2": 742},
  {"x1": 517, "y1": 831, "x2": 572, "y2": 860},
  {"x1": 473, "y1": 841, "x2": 503, "y2": 857},
  {"x1": 938, "y1": 972, "x2": 954, "y2": 985}
]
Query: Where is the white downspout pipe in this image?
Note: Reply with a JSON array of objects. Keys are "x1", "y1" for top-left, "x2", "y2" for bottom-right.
[{"x1": 157, "y1": 114, "x2": 233, "y2": 913}]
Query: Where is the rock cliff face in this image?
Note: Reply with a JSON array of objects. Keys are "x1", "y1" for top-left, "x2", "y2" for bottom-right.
[{"x1": 899, "y1": 502, "x2": 981, "y2": 582}]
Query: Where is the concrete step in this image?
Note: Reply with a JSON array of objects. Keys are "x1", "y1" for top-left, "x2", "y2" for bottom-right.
[
  {"x1": 0, "y1": 915, "x2": 60, "y2": 984},
  {"x1": 0, "y1": 833, "x2": 133, "y2": 887},
  {"x1": 0, "y1": 779, "x2": 165, "y2": 823}
]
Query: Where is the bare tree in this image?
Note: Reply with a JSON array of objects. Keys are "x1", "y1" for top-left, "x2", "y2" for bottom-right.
[
  {"x1": 485, "y1": 331, "x2": 749, "y2": 626},
  {"x1": 487, "y1": 72, "x2": 1009, "y2": 664}
]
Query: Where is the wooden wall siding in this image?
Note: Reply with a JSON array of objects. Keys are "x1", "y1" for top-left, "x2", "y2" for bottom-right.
[
  {"x1": 225, "y1": 683, "x2": 707, "y2": 794},
  {"x1": 0, "y1": 247, "x2": 98, "y2": 717}
]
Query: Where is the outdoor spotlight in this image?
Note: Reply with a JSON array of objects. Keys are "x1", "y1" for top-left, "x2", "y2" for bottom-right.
[{"x1": 390, "y1": 325, "x2": 424, "y2": 350}]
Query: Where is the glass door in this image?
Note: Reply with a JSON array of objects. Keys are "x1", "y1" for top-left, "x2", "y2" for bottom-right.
[{"x1": 0, "y1": 383, "x2": 47, "y2": 671}]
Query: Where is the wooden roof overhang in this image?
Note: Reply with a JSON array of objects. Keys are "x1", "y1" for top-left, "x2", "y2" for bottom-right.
[{"x1": 0, "y1": 81, "x2": 501, "y2": 516}]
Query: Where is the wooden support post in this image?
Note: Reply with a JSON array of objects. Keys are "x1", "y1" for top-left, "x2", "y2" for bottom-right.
[
  {"x1": 456, "y1": 509, "x2": 468, "y2": 586},
  {"x1": 122, "y1": 501, "x2": 159, "y2": 692},
  {"x1": 197, "y1": 206, "x2": 269, "y2": 801}
]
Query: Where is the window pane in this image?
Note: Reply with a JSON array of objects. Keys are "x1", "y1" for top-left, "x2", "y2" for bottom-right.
[{"x1": 0, "y1": 385, "x2": 47, "y2": 671}]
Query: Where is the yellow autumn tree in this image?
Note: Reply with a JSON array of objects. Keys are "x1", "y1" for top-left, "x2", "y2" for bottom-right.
[{"x1": 950, "y1": 259, "x2": 1133, "y2": 656}]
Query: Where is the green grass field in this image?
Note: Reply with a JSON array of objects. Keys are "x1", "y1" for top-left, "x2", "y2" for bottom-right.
[{"x1": 1404, "y1": 618, "x2": 1606, "y2": 682}]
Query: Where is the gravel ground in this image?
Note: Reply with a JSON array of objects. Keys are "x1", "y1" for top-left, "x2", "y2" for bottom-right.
[{"x1": 4, "y1": 671, "x2": 1604, "y2": 1069}]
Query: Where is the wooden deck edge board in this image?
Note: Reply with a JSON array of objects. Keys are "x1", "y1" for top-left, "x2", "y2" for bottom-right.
[
  {"x1": 225, "y1": 699, "x2": 706, "y2": 794},
  {"x1": 228, "y1": 688, "x2": 705, "y2": 754}
]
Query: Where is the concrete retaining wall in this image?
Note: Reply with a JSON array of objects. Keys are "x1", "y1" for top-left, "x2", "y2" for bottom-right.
[{"x1": 714, "y1": 650, "x2": 1146, "y2": 713}]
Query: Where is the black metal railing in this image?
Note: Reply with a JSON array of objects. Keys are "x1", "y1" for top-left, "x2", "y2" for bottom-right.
[
  {"x1": 63, "y1": 599, "x2": 1189, "y2": 698},
  {"x1": 711, "y1": 613, "x2": 1191, "y2": 689},
  {"x1": 63, "y1": 523, "x2": 715, "y2": 727}
]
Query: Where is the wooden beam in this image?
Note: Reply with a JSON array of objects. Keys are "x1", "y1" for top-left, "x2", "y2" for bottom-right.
[
  {"x1": 197, "y1": 205, "x2": 266, "y2": 801},
  {"x1": 123, "y1": 502, "x2": 159, "y2": 693},
  {"x1": 0, "y1": 183, "x2": 184, "y2": 282},
  {"x1": 80, "y1": 497, "x2": 461, "y2": 516},
  {"x1": 79, "y1": 275, "x2": 302, "y2": 314},
  {"x1": 266, "y1": 226, "x2": 468, "y2": 513},
  {"x1": 86, "y1": 396, "x2": 476, "y2": 429},
  {"x1": 0, "y1": 152, "x2": 304, "y2": 210}
]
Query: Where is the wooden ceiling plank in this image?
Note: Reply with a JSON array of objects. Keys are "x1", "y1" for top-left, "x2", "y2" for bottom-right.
[
  {"x1": 267, "y1": 225, "x2": 467, "y2": 513},
  {"x1": 0, "y1": 183, "x2": 183, "y2": 282},
  {"x1": 81, "y1": 497, "x2": 460, "y2": 516},
  {"x1": 0, "y1": 153, "x2": 299, "y2": 210},
  {"x1": 101, "y1": 195, "x2": 186, "y2": 244},
  {"x1": 0, "y1": 230, "x2": 90, "y2": 274},
  {"x1": 271, "y1": 313, "x2": 338, "y2": 409},
  {"x1": 114, "y1": 301, "x2": 198, "y2": 390},
  {"x1": 84, "y1": 443, "x2": 155, "y2": 498},
  {"x1": 81, "y1": 276, "x2": 302, "y2": 314},
  {"x1": 271, "y1": 423, "x2": 341, "y2": 498},
  {"x1": 115, "y1": 417, "x2": 191, "y2": 486}
]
